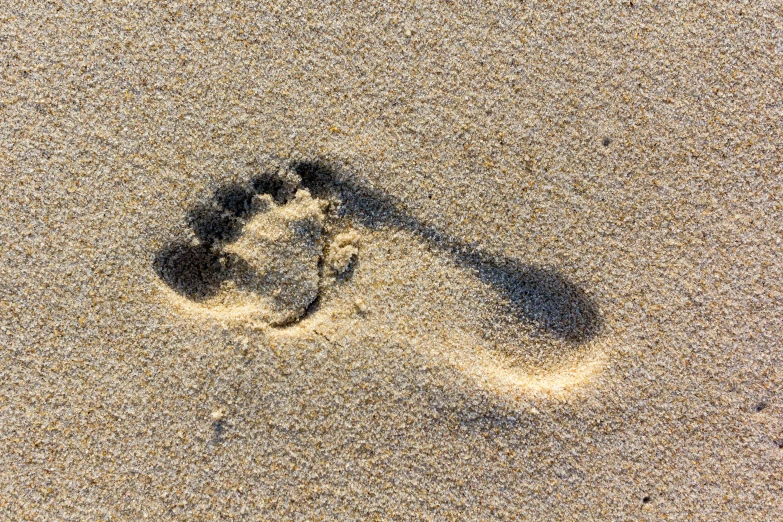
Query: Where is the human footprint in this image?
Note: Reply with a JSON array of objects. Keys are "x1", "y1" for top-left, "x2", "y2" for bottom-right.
[
  {"x1": 156, "y1": 159, "x2": 599, "y2": 347},
  {"x1": 154, "y1": 167, "x2": 359, "y2": 326}
]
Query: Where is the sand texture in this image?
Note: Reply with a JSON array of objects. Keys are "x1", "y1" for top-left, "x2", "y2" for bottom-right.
[{"x1": 1, "y1": 1, "x2": 781, "y2": 520}]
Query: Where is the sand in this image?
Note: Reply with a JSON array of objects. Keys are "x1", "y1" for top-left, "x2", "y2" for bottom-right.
[{"x1": 1, "y1": 1, "x2": 781, "y2": 520}]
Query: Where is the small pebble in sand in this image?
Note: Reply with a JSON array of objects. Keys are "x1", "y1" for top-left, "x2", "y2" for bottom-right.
[{"x1": 327, "y1": 230, "x2": 360, "y2": 275}]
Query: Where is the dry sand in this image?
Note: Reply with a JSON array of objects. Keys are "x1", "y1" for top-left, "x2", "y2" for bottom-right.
[{"x1": 1, "y1": 1, "x2": 781, "y2": 520}]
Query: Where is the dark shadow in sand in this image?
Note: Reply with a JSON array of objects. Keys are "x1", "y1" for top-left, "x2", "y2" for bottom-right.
[
  {"x1": 293, "y1": 160, "x2": 602, "y2": 343},
  {"x1": 154, "y1": 175, "x2": 322, "y2": 321},
  {"x1": 154, "y1": 159, "x2": 601, "y2": 342},
  {"x1": 154, "y1": 242, "x2": 228, "y2": 301},
  {"x1": 154, "y1": 179, "x2": 277, "y2": 301},
  {"x1": 153, "y1": 242, "x2": 267, "y2": 303}
]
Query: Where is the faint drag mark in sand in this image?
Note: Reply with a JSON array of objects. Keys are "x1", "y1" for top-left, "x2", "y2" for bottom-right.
[{"x1": 154, "y1": 159, "x2": 603, "y2": 390}]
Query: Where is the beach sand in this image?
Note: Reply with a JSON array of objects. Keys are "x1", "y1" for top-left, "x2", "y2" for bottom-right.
[{"x1": 1, "y1": 1, "x2": 781, "y2": 519}]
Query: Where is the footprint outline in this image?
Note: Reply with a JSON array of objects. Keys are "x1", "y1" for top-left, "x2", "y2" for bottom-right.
[{"x1": 155, "y1": 159, "x2": 602, "y2": 344}]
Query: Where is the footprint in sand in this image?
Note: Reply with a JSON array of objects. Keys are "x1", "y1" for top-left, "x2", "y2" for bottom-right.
[
  {"x1": 155, "y1": 160, "x2": 602, "y2": 386},
  {"x1": 154, "y1": 167, "x2": 359, "y2": 327}
]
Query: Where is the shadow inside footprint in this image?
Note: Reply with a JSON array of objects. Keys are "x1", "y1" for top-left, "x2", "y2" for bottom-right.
[
  {"x1": 156, "y1": 180, "x2": 268, "y2": 301},
  {"x1": 293, "y1": 160, "x2": 602, "y2": 343},
  {"x1": 155, "y1": 159, "x2": 601, "y2": 343},
  {"x1": 156, "y1": 174, "x2": 326, "y2": 324},
  {"x1": 187, "y1": 182, "x2": 258, "y2": 246},
  {"x1": 154, "y1": 242, "x2": 228, "y2": 301}
]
